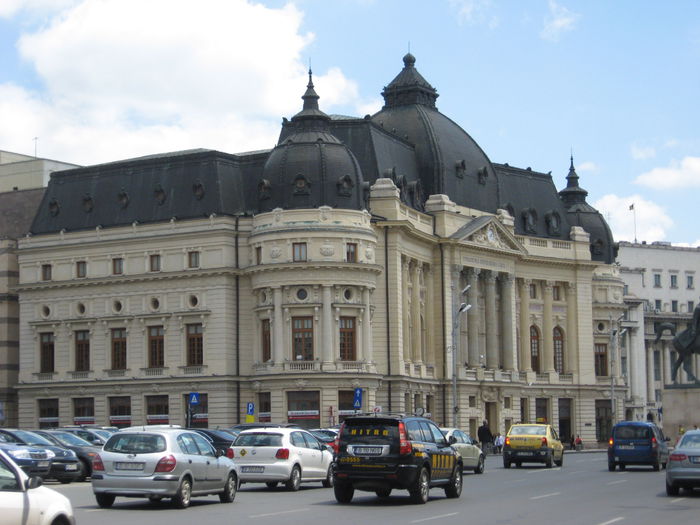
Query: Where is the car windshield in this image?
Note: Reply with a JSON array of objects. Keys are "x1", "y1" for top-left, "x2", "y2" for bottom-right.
[
  {"x1": 341, "y1": 419, "x2": 399, "y2": 445},
  {"x1": 104, "y1": 433, "x2": 167, "y2": 454},
  {"x1": 203, "y1": 429, "x2": 236, "y2": 441},
  {"x1": 510, "y1": 426, "x2": 546, "y2": 436},
  {"x1": 679, "y1": 434, "x2": 700, "y2": 449},
  {"x1": 92, "y1": 429, "x2": 113, "y2": 440},
  {"x1": 614, "y1": 426, "x2": 651, "y2": 439},
  {"x1": 12, "y1": 430, "x2": 54, "y2": 446},
  {"x1": 50, "y1": 431, "x2": 93, "y2": 447},
  {"x1": 234, "y1": 433, "x2": 283, "y2": 447}
]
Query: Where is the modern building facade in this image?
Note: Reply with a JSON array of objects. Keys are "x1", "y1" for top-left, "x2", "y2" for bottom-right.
[
  {"x1": 15, "y1": 55, "x2": 625, "y2": 443},
  {"x1": 0, "y1": 150, "x2": 78, "y2": 192}
]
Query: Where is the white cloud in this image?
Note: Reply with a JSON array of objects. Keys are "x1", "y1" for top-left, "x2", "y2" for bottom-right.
[
  {"x1": 576, "y1": 161, "x2": 597, "y2": 172},
  {"x1": 449, "y1": 0, "x2": 498, "y2": 28},
  {"x1": 540, "y1": 0, "x2": 579, "y2": 42},
  {"x1": 0, "y1": 0, "x2": 78, "y2": 18},
  {"x1": 634, "y1": 157, "x2": 700, "y2": 189},
  {"x1": 630, "y1": 143, "x2": 656, "y2": 160},
  {"x1": 594, "y1": 194, "x2": 673, "y2": 243},
  {"x1": 0, "y1": 0, "x2": 362, "y2": 165}
]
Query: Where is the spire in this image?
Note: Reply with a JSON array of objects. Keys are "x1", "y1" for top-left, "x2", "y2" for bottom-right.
[
  {"x1": 566, "y1": 154, "x2": 579, "y2": 188},
  {"x1": 381, "y1": 53, "x2": 438, "y2": 109},
  {"x1": 291, "y1": 68, "x2": 330, "y2": 124},
  {"x1": 559, "y1": 154, "x2": 588, "y2": 207}
]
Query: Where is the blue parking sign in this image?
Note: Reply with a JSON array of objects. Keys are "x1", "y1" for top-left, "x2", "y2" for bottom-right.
[
  {"x1": 353, "y1": 388, "x2": 363, "y2": 409},
  {"x1": 247, "y1": 402, "x2": 255, "y2": 416}
]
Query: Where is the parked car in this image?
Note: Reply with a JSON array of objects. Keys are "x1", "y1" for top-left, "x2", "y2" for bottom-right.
[
  {"x1": 440, "y1": 427, "x2": 485, "y2": 474},
  {"x1": 0, "y1": 448, "x2": 75, "y2": 525},
  {"x1": 33, "y1": 429, "x2": 102, "y2": 481},
  {"x1": 230, "y1": 427, "x2": 334, "y2": 490},
  {"x1": 309, "y1": 430, "x2": 336, "y2": 444},
  {"x1": 0, "y1": 429, "x2": 82, "y2": 483},
  {"x1": 188, "y1": 428, "x2": 237, "y2": 455},
  {"x1": 58, "y1": 426, "x2": 111, "y2": 446},
  {"x1": 666, "y1": 429, "x2": 700, "y2": 495},
  {"x1": 503, "y1": 423, "x2": 564, "y2": 468},
  {"x1": 333, "y1": 414, "x2": 463, "y2": 504},
  {"x1": 0, "y1": 442, "x2": 51, "y2": 478},
  {"x1": 91, "y1": 427, "x2": 239, "y2": 508},
  {"x1": 607, "y1": 421, "x2": 669, "y2": 471},
  {"x1": 227, "y1": 422, "x2": 300, "y2": 433}
]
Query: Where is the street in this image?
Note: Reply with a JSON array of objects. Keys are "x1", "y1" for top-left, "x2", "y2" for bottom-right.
[{"x1": 50, "y1": 451, "x2": 699, "y2": 525}]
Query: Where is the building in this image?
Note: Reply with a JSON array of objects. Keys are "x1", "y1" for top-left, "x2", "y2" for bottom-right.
[
  {"x1": 0, "y1": 150, "x2": 78, "y2": 192},
  {"x1": 15, "y1": 55, "x2": 624, "y2": 443}
]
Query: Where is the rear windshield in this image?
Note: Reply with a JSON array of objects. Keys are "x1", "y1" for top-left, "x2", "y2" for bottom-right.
[
  {"x1": 234, "y1": 433, "x2": 283, "y2": 447},
  {"x1": 104, "y1": 433, "x2": 167, "y2": 454},
  {"x1": 613, "y1": 426, "x2": 651, "y2": 439},
  {"x1": 341, "y1": 419, "x2": 399, "y2": 445},
  {"x1": 678, "y1": 434, "x2": 700, "y2": 449},
  {"x1": 509, "y1": 426, "x2": 546, "y2": 436}
]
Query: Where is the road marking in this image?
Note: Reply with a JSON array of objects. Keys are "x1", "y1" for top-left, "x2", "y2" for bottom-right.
[
  {"x1": 597, "y1": 517, "x2": 624, "y2": 525},
  {"x1": 606, "y1": 479, "x2": 627, "y2": 485},
  {"x1": 567, "y1": 470, "x2": 586, "y2": 474},
  {"x1": 84, "y1": 509, "x2": 104, "y2": 513},
  {"x1": 411, "y1": 513, "x2": 459, "y2": 523},
  {"x1": 530, "y1": 492, "x2": 560, "y2": 500},
  {"x1": 670, "y1": 498, "x2": 685, "y2": 503},
  {"x1": 528, "y1": 467, "x2": 560, "y2": 474},
  {"x1": 249, "y1": 508, "x2": 309, "y2": 518}
]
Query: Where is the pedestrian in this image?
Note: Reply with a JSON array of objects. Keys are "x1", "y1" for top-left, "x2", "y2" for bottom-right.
[
  {"x1": 575, "y1": 435, "x2": 583, "y2": 451},
  {"x1": 494, "y1": 432, "x2": 505, "y2": 454},
  {"x1": 570, "y1": 435, "x2": 576, "y2": 450},
  {"x1": 477, "y1": 419, "x2": 493, "y2": 453}
]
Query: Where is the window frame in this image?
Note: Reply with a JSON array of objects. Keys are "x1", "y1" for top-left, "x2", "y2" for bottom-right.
[
  {"x1": 111, "y1": 328, "x2": 127, "y2": 370},
  {"x1": 76, "y1": 260, "x2": 87, "y2": 278},
  {"x1": 553, "y1": 327, "x2": 564, "y2": 374},
  {"x1": 594, "y1": 343, "x2": 608, "y2": 376},
  {"x1": 291, "y1": 316, "x2": 314, "y2": 360},
  {"x1": 112, "y1": 257, "x2": 124, "y2": 275},
  {"x1": 149, "y1": 254, "x2": 161, "y2": 272},
  {"x1": 292, "y1": 242, "x2": 307, "y2": 262},
  {"x1": 39, "y1": 332, "x2": 55, "y2": 373},
  {"x1": 41, "y1": 264, "x2": 52, "y2": 281},
  {"x1": 186, "y1": 323, "x2": 203, "y2": 366},
  {"x1": 346, "y1": 243, "x2": 357, "y2": 263},
  {"x1": 148, "y1": 326, "x2": 165, "y2": 368},
  {"x1": 261, "y1": 319, "x2": 271, "y2": 362},
  {"x1": 187, "y1": 251, "x2": 200, "y2": 269},
  {"x1": 339, "y1": 316, "x2": 356, "y2": 361},
  {"x1": 529, "y1": 325, "x2": 540, "y2": 373},
  {"x1": 74, "y1": 330, "x2": 90, "y2": 372}
]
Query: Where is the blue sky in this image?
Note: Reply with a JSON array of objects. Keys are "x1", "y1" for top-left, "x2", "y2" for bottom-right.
[{"x1": 1, "y1": 0, "x2": 699, "y2": 245}]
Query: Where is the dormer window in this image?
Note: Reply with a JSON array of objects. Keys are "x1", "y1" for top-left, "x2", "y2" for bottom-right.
[
  {"x1": 336, "y1": 175, "x2": 354, "y2": 197},
  {"x1": 292, "y1": 175, "x2": 311, "y2": 195}
]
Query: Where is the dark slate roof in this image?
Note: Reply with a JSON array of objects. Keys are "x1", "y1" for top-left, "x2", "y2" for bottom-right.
[{"x1": 0, "y1": 188, "x2": 45, "y2": 239}]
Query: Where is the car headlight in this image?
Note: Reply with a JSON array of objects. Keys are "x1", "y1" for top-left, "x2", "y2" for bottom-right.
[
  {"x1": 65, "y1": 449, "x2": 77, "y2": 457},
  {"x1": 8, "y1": 449, "x2": 31, "y2": 459},
  {"x1": 45, "y1": 449, "x2": 56, "y2": 459}
]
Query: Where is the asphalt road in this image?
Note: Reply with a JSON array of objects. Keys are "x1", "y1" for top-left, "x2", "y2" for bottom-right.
[{"x1": 49, "y1": 451, "x2": 699, "y2": 525}]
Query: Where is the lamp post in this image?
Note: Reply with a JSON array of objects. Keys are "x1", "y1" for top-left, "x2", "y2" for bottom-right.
[
  {"x1": 452, "y1": 288, "x2": 471, "y2": 427},
  {"x1": 609, "y1": 313, "x2": 626, "y2": 425}
]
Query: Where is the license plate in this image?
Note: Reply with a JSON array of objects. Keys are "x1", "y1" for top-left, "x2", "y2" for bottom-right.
[
  {"x1": 618, "y1": 445, "x2": 634, "y2": 450},
  {"x1": 65, "y1": 464, "x2": 78, "y2": 471},
  {"x1": 517, "y1": 452, "x2": 533, "y2": 456},
  {"x1": 691, "y1": 456, "x2": 700, "y2": 464},
  {"x1": 37, "y1": 461, "x2": 49, "y2": 468},
  {"x1": 242, "y1": 466, "x2": 264, "y2": 473},
  {"x1": 115, "y1": 462, "x2": 145, "y2": 471},
  {"x1": 354, "y1": 447, "x2": 382, "y2": 456}
]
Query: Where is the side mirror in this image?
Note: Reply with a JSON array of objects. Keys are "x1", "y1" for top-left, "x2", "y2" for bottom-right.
[
  {"x1": 26, "y1": 476, "x2": 43, "y2": 490},
  {"x1": 449, "y1": 435, "x2": 457, "y2": 445},
  {"x1": 93, "y1": 440, "x2": 103, "y2": 446}
]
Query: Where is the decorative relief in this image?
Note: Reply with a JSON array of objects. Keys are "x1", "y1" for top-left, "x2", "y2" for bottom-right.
[
  {"x1": 366, "y1": 247, "x2": 374, "y2": 261},
  {"x1": 320, "y1": 244, "x2": 334, "y2": 257},
  {"x1": 270, "y1": 247, "x2": 281, "y2": 259}
]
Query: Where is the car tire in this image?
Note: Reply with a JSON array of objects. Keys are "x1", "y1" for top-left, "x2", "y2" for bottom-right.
[
  {"x1": 608, "y1": 462, "x2": 616, "y2": 472},
  {"x1": 444, "y1": 467, "x2": 462, "y2": 499},
  {"x1": 475, "y1": 455, "x2": 485, "y2": 474},
  {"x1": 285, "y1": 466, "x2": 301, "y2": 491},
  {"x1": 219, "y1": 472, "x2": 237, "y2": 503},
  {"x1": 515, "y1": 462, "x2": 522, "y2": 468},
  {"x1": 503, "y1": 458, "x2": 511, "y2": 469},
  {"x1": 322, "y1": 464, "x2": 334, "y2": 488},
  {"x1": 619, "y1": 463, "x2": 626, "y2": 471},
  {"x1": 652, "y1": 458, "x2": 660, "y2": 472},
  {"x1": 77, "y1": 461, "x2": 89, "y2": 482},
  {"x1": 334, "y1": 482, "x2": 354, "y2": 503},
  {"x1": 375, "y1": 488, "x2": 391, "y2": 498},
  {"x1": 95, "y1": 494, "x2": 115, "y2": 508},
  {"x1": 266, "y1": 482, "x2": 278, "y2": 489},
  {"x1": 409, "y1": 467, "x2": 430, "y2": 504},
  {"x1": 555, "y1": 454, "x2": 563, "y2": 467},
  {"x1": 545, "y1": 454, "x2": 553, "y2": 468},
  {"x1": 172, "y1": 477, "x2": 192, "y2": 509},
  {"x1": 58, "y1": 478, "x2": 72, "y2": 484},
  {"x1": 666, "y1": 480, "x2": 680, "y2": 496}
]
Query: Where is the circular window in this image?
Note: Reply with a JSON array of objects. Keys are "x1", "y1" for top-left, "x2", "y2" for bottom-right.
[
  {"x1": 344, "y1": 289, "x2": 353, "y2": 301},
  {"x1": 151, "y1": 297, "x2": 160, "y2": 310},
  {"x1": 113, "y1": 300, "x2": 123, "y2": 313},
  {"x1": 188, "y1": 295, "x2": 199, "y2": 308},
  {"x1": 77, "y1": 303, "x2": 86, "y2": 315},
  {"x1": 597, "y1": 322, "x2": 605, "y2": 332},
  {"x1": 41, "y1": 305, "x2": 51, "y2": 318},
  {"x1": 296, "y1": 288, "x2": 308, "y2": 300}
]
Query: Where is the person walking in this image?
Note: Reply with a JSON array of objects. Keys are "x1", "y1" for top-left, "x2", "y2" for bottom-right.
[{"x1": 477, "y1": 420, "x2": 494, "y2": 454}]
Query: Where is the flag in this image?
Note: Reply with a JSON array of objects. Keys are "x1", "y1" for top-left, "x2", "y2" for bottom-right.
[{"x1": 629, "y1": 203, "x2": 635, "y2": 211}]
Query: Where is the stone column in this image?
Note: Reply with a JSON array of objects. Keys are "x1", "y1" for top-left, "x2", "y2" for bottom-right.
[
  {"x1": 646, "y1": 341, "x2": 655, "y2": 403},
  {"x1": 542, "y1": 281, "x2": 555, "y2": 373},
  {"x1": 467, "y1": 268, "x2": 480, "y2": 367},
  {"x1": 425, "y1": 267, "x2": 435, "y2": 365},
  {"x1": 402, "y1": 258, "x2": 411, "y2": 362},
  {"x1": 519, "y1": 278, "x2": 532, "y2": 371},
  {"x1": 362, "y1": 287, "x2": 371, "y2": 362},
  {"x1": 412, "y1": 263, "x2": 423, "y2": 363},
  {"x1": 273, "y1": 287, "x2": 284, "y2": 363},
  {"x1": 565, "y1": 283, "x2": 577, "y2": 374},
  {"x1": 485, "y1": 271, "x2": 498, "y2": 369},
  {"x1": 500, "y1": 274, "x2": 515, "y2": 371},
  {"x1": 322, "y1": 285, "x2": 333, "y2": 364},
  {"x1": 663, "y1": 341, "x2": 673, "y2": 384}
]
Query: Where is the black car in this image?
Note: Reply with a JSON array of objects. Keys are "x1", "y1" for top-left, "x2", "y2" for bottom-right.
[
  {"x1": 333, "y1": 414, "x2": 463, "y2": 504},
  {"x1": 0, "y1": 428, "x2": 83, "y2": 483},
  {"x1": 56, "y1": 426, "x2": 111, "y2": 446},
  {"x1": 188, "y1": 428, "x2": 237, "y2": 455},
  {"x1": 33, "y1": 429, "x2": 102, "y2": 481}
]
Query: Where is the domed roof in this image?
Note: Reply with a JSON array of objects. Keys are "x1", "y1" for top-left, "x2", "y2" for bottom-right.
[
  {"x1": 259, "y1": 72, "x2": 366, "y2": 212},
  {"x1": 371, "y1": 54, "x2": 500, "y2": 212}
]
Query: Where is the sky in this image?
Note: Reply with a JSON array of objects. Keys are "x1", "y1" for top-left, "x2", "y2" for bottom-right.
[{"x1": 1, "y1": 0, "x2": 699, "y2": 245}]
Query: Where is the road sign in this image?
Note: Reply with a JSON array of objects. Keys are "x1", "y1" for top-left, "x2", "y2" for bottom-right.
[
  {"x1": 247, "y1": 402, "x2": 255, "y2": 416},
  {"x1": 353, "y1": 388, "x2": 363, "y2": 409},
  {"x1": 189, "y1": 392, "x2": 200, "y2": 406}
]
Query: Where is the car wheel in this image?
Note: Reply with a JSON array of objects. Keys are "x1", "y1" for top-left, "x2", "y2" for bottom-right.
[
  {"x1": 322, "y1": 464, "x2": 334, "y2": 488},
  {"x1": 58, "y1": 478, "x2": 72, "y2": 484},
  {"x1": 95, "y1": 494, "x2": 115, "y2": 508},
  {"x1": 375, "y1": 488, "x2": 391, "y2": 498},
  {"x1": 619, "y1": 463, "x2": 626, "y2": 471},
  {"x1": 444, "y1": 467, "x2": 462, "y2": 499},
  {"x1": 285, "y1": 466, "x2": 301, "y2": 491},
  {"x1": 503, "y1": 458, "x2": 511, "y2": 469},
  {"x1": 219, "y1": 472, "x2": 237, "y2": 503},
  {"x1": 652, "y1": 458, "x2": 660, "y2": 471},
  {"x1": 545, "y1": 454, "x2": 553, "y2": 468},
  {"x1": 77, "y1": 461, "x2": 88, "y2": 482},
  {"x1": 662, "y1": 461, "x2": 667, "y2": 470},
  {"x1": 172, "y1": 477, "x2": 192, "y2": 509},
  {"x1": 409, "y1": 467, "x2": 429, "y2": 504},
  {"x1": 334, "y1": 482, "x2": 354, "y2": 503},
  {"x1": 515, "y1": 462, "x2": 522, "y2": 468},
  {"x1": 666, "y1": 480, "x2": 680, "y2": 496},
  {"x1": 608, "y1": 462, "x2": 616, "y2": 472},
  {"x1": 475, "y1": 455, "x2": 485, "y2": 474},
  {"x1": 555, "y1": 454, "x2": 563, "y2": 467},
  {"x1": 266, "y1": 481, "x2": 278, "y2": 489}
]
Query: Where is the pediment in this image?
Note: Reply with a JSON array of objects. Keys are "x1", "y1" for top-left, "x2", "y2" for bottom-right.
[{"x1": 450, "y1": 216, "x2": 526, "y2": 254}]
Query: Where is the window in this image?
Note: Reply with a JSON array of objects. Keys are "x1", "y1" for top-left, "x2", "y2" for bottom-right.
[
  {"x1": 187, "y1": 251, "x2": 200, "y2": 269},
  {"x1": 623, "y1": 284, "x2": 629, "y2": 296},
  {"x1": 258, "y1": 392, "x2": 271, "y2": 422},
  {"x1": 594, "y1": 344, "x2": 608, "y2": 376},
  {"x1": 256, "y1": 246, "x2": 262, "y2": 265},
  {"x1": 111, "y1": 328, "x2": 127, "y2": 370},
  {"x1": 112, "y1": 257, "x2": 123, "y2": 275},
  {"x1": 339, "y1": 317, "x2": 356, "y2": 360},
  {"x1": 672, "y1": 300, "x2": 678, "y2": 313},
  {"x1": 346, "y1": 243, "x2": 357, "y2": 263},
  {"x1": 529, "y1": 283, "x2": 537, "y2": 299},
  {"x1": 73, "y1": 398, "x2": 94, "y2": 423},
  {"x1": 688, "y1": 301, "x2": 694, "y2": 313},
  {"x1": 38, "y1": 399, "x2": 59, "y2": 428},
  {"x1": 185, "y1": 392, "x2": 208, "y2": 427},
  {"x1": 553, "y1": 327, "x2": 564, "y2": 374},
  {"x1": 292, "y1": 316, "x2": 313, "y2": 360},
  {"x1": 75, "y1": 330, "x2": 90, "y2": 371},
  {"x1": 653, "y1": 350, "x2": 661, "y2": 381},
  {"x1": 552, "y1": 285, "x2": 561, "y2": 301},
  {"x1": 149, "y1": 254, "x2": 161, "y2": 272},
  {"x1": 40, "y1": 333, "x2": 54, "y2": 373},
  {"x1": 109, "y1": 396, "x2": 131, "y2": 427},
  {"x1": 653, "y1": 273, "x2": 661, "y2": 287},
  {"x1": 186, "y1": 323, "x2": 203, "y2": 366},
  {"x1": 688, "y1": 275, "x2": 694, "y2": 289},
  {"x1": 670, "y1": 274, "x2": 678, "y2": 288},
  {"x1": 261, "y1": 319, "x2": 271, "y2": 362},
  {"x1": 76, "y1": 260, "x2": 87, "y2": 278},
  {"x1": 655, "y1": 299, "x2": 662, "y2": 311},
  {"x1": 530, "y1": 326, "x2": 540, "y2": 373},
  {"x1": 41, "y1": 264, "x2": 52, "y2": 281},
  {"x1": 338, "y1": 390, "x2": 355, "y2": 421},
  {"x1": 292, "y1": 242, "x2": 307, "y2": 262},
  {"x1": 148, "y1": 326, "x2": 165, "y2": 368},
  {"x1": 146, "y1": 395, "x2": 169, "y2": 424}
]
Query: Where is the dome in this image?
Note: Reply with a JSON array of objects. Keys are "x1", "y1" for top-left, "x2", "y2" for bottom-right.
[{"x1": 259, "y1": 72, "x2": 366, "y2": 212}]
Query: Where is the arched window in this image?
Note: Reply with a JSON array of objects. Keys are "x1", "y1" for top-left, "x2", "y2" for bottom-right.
[
  {"x1": 553, "y1": 327, "x2": 565, "y2": 373},
  {"x1": 530, "y1": 325, "x2": 540, "y2": 373}
]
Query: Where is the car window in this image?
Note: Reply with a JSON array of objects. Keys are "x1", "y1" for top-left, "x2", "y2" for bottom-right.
[
  {"x1": 509, "y1": 426, "x2": 546, "y2": 436},
  {"x1": 177, "y1": 434, "x2": 200, "y2": 455},
  {"x1": 418, "y1": 422, "x2": 435, "y2": 443},
  {"x1": 0, "y1": 457, "x2": 19, "y2": 491},
  {"x1": 302, "y1": 433, "x2": 321, "y2": 450},
  {"x1": 104, "y1": 433, "x2": 167, "y2": 453},
  {"x1": 679, "y1": 434, "x2": 700, "y2": 448},
  {"x1": 406, "y1": 420, "x2": 423, "y2": 441},
  {"x1": 190, "y1": 433, "x2": 216, "y2": 456},
  {"x1": 0, "y1": 433, "x2": 14, "y2": 443},
  {"x1": 233, "y1": 433, "x2": 283, "y2": 447},
  {"x1": 50, "y1": 432, "x2": 91, "y2": 447},
  {"x1": 341, "y1": 419, "x2": 399, "y2": 445},
  {"x1": 458, "y1": 431, "x2": 469, "y2": 444},
  {"x1": 427, "y1": 422, "x2": 447, "y2": 445},
  {"x1": 13, "y1": 430, "x2": 54, "y2": 447},
  {"x1": 614, "y1": 426, "x2": 651, "y2": 439},
  {"x1": 290, "y1": 432, "x2": 307, "y2": 448},
  {"x1": 550, "y1": 427, "x2": 559, "y2": 441}
]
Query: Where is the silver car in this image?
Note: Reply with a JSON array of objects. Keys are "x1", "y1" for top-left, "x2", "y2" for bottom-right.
[
  {"x1": 666, "y1": 429, "x2": 700, "y2": 496},
  {"x1": 441, "y1": 428, "x2": 485, "y2": 474},
  {"x1": 91, "y1": 427, "x2": 239, "y2": 508}
]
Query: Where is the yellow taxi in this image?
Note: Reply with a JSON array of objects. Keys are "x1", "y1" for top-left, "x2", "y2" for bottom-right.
[{"x1": 503, "y1": 423, "x2": 564, "y2": 468}]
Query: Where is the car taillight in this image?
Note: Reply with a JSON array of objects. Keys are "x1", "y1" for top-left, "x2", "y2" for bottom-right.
[
  {"x1": 154, "y1": 455, "x2": 177, "y2": 473},
  {"x1": 651, "y1": 437, "x2": 658, "y2": 448},
  {"x1": 92, "y1": 454, "x2": 104, "y2": 471},
  {"x1": 669, "y1": 453, "x2": 687, "y2": 462},
  {"x1": 608, "y1": 438, "x2": 614, "y2": 447},
  {"x1": 226, "y1": 448, "x2": 234, "y2": 459},
  {"x1": 398, "y1": 421, "x2": 412, "y2": 455},
  {"x1": 541, "y1": 437, "x2": 548, "y2": 447},
  {"x1": 505, "y1": 436, "x2": 510, "y2": 446},
  {"x1": 332, "y1": 422, "x2": 345, "y2": 454},
  {"x1": 275, "y1": 448, "x2": 290, "y2": 460}
]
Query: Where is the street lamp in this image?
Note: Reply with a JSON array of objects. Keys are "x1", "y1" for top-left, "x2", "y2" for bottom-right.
[
  {"x1": 452, "y1": 286, "x2": 471, "y2": 427},
  {"x1": 609, "y1": 313, "x2": 627, "y2": 425}
]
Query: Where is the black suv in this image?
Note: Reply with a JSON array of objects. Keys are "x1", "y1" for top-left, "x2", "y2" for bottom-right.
[{"x1": 333, "y1": 414, "x2": 463, "y2": 504}]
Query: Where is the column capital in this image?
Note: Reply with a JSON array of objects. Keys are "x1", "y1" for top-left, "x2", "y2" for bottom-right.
[
  {"x1": 468, "y1": 267, "x2": 481, "y2": 278},
  {"x1": 499, "y1": 273, "x2": 515, "y2": 284},
  {"x1": 543, "y1": 281, "x2": 554, "y2": 293},
  {"x1": 566, "y1": 282, "x2": 577, "y2": 293},
  {"x1": 485, "y1": 271, "x2": 498, "y2": 284},
  {"x1": 520, "y1": 277, "x2": 532, "y2": 286}
]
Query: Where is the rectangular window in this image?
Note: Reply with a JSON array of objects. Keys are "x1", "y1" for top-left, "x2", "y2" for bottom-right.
[
  {"x1": 346, "y1": 243, "x2": 357, "y2": 263},
  {"x1": 670, "y1": 274, "x2": 678, "y2": 288},
  {"x1": 40, "y1": 333, "x2": 55, "y2": 373},
  {"x1": 292, "y1": 316, "x2": 313, "y2": 360},
  {"x1": 258, "y1": 392, "x2": 271, "y2": 422},
  {"x1": 529, "y1": 283, "x2": 537, "y2": 299},
  {"x1": 109, "y1": 396, "x2": 131, "y2": 427},
  {"x1": 41, "y1": 264, "x2": 52, "y2": 281},
  {"x1": 256, "y1": 246, "x2": 262, "y2": 265},
  {"x1": 73, "y1": 398, "x2": 94, "y2": 424},
  {"x1": 187, "y1": 251, "x2": 200, "y2": 269},
  {"x1": 186, "y1": 323, "x2": 203, "y2": 366},
  {"x1": 76, "y1": 260, "x2": 87, "y2": 278},
  {"x1": 594, "y1": 343, "x2": 608, "y2": 376},
  {"x1": 655, "y1": 299, "x2": 662, "y2": 311},
  {"x1": 112, "y1": 257, "x2": 123, "y2": 275},
  {"x1": 148, "y1": 326, "x2": 165, "y2": 368},
  {"x1": 74, "y1": 330, "x2": 90, "y2": 371},
  {"x1": 688, "y1": 275, "x2": 694, "y2": 289},
  {"x1": 623, "y1": 284, "x2": 629, "y2": 296},
  {"x1": 261, "y1": 319, "x2": 271, "y2": 362},
  {"x1": 339, "y1": 317, "x2": 356, "y2": 360},
  {"x1": 287, "y1": 390, "x2": 320, "y2": 427},
  {"x1": 38, "y1": 399, "x2": 59, "y2": 429},
  {"x1": 552, "y1": 285, "x2": 561, "y2": 301},
  {"x1": 149, "y1": 254, "x2": 161, "y2": 272},
  {"x1": 672, "y1": 300, "x2": 678, "y2": 313},
  {"x1": 111, "y1": 328, "x2": 127, "y2": 370},
  {"x1": 184, "y1": 392, "x2": 208, "y2": 427},
  {"x1": 292, "y1": 242, "x2": 307, "y2": 262},
  {"x1": 688, "y1": 301, "x2": 694, "y2": 313},
  {"x1": 653, "y1": 350, "x2": 661, "y2": 381},
  {"x1": 146, "y1": 395, "x2": 169, "y2": 424},
  {"x1": 653, "y1": 273, "x2": 661, "y2": 287}
]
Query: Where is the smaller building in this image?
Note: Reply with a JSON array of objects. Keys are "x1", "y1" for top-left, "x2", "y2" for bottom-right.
[{"x1": 0, "y1": 150, "x2": 79, "y2": 192}]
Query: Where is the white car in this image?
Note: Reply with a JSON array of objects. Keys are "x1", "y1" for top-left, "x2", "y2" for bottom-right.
[
  {"x1": 441, "y1": 428, "x2": 486, "y2": 474},
  {"x1": 0, "y1": 448, "x2": 75, "y2": 525},
  {"x1": 231, "y1": 428, "x2": 334, "y2": 490}
]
